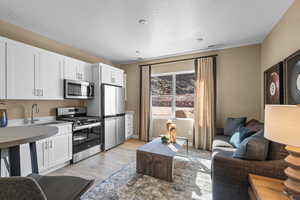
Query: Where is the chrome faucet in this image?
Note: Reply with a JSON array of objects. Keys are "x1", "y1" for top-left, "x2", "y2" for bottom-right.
[{"x1": 31, "y1": 104, "x2": 39, "y2": 124}]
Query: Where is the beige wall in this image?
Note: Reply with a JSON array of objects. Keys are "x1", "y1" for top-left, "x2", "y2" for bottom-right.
[
  {"x1": 0, "y1": 100, "x2": 83, "y2": 120},
  {"x1": 121, "y1": 44, "x2": 261, "y2": 135},
  {"x1": 0, "y1": 20, "x2": 113, "y2": 120},
  {"x1": 261, "y1": 1, "x2": 300, "y2": 119}
]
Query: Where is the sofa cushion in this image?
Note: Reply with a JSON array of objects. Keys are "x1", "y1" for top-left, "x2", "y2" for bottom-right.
[
  {"x1": 224, "y1": 117, "x2": 247, "y2": 136},
  {"x1": 229, "y1": 127, "x2": 256, "y2": 148},
  {"x1": 245, "y1": 119, "x2": 264, "y2": 132},
  {"x1": 233, "y1": 130, "x2": 269, "y2": 161},
  {"x1": 213, "y1": 135, "x2": 234, "y2": 149}
]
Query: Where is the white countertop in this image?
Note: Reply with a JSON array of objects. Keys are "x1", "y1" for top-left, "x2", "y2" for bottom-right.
[{"x1": 7, "y1": 116, "x2": 72, "y2": 127}]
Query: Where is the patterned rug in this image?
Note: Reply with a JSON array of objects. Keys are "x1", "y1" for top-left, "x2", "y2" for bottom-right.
[{"x1": 82, "y1": 150, "x2": 212, "y2": 200}]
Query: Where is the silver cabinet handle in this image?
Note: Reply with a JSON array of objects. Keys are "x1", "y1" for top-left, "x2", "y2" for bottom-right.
[
  {"x1": 50, "y1": 140, "x2": 52, "y2": 148},
  {"x1": 45, "y1": 141, "x2": 48, "y2": 150}
]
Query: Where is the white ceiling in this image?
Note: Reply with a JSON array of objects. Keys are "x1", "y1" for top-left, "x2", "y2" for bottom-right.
[{"x1": 0, "y1": 0, "x2": 294, "y2": 64}]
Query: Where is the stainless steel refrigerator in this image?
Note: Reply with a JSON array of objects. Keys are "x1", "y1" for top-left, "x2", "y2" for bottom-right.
[{"x1": 101, "y1": 84, "x2": 125, "y2": 150}]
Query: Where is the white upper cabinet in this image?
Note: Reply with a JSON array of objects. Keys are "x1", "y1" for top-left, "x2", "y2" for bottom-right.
[
  {"x1": 7, "y1": 40, "x2": 64, "y2": 100},
  {"x1": 63, "y1": 57, "x2": 78, "y2": 80},
  {"x1": 2, "y1": 36, "x2": 93, "y2": 100},
  {"x1": 101, "y1": 63, "x2": 124, "y2": 87},
  {"x1": 64, "y1": 57, "x2": 92, "y2": 82},
  {"x1": 7, "y1": 41, "x2": 39, "y2": 99},
  {"x1": 83, "y1": 62, "x2": 92, "y2": 82},
  {"x1": 38, "y1": 51, "x2": 64, "y2": 99},
  {"x1": 0, "y1": 38, "x2": 6, "y2": 99}
]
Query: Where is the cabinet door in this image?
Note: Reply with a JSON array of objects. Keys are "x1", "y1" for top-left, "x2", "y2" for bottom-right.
[
  {"x1": 36, "y1": 139, "x2": 47, "y2": 172},
  {"x1": 76, "y1": 61, "x2": 85, "y2": 81},
  {"x1": 48, "y1": 134, "x2": 71, "y2": 168},
  {"x1": 101, "y1": 64, "x2": 113, "y2": 85},
  {"x1": 20, "y1": 144, "x2": 32, "y2": 176},
  {"x1": 115, "y1": 69, "x2": 124, "y2": 87},
  {"x1": 0, "y1": 40, "x2": 5, "y2": 99},
  {"x1": 7, "y1": 42, "x2": 38, "y2": 99},
  {"x1": 63, "y1": 57, "x2": 78, "y2": 80},
  {"x1": 84, "y1": 62, "x2": 92, "y2": 82},
  {"x1": 39, "y1": 51, "x2": 63, "y2": 99}
]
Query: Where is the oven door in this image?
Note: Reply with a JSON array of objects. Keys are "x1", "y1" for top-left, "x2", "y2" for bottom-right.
[
  {"x1": 72, "y1": 124, "x2": 103, "y2": 155},
  {"x1": 64, "y1": 79, "x2": 94, "y2": 99}
]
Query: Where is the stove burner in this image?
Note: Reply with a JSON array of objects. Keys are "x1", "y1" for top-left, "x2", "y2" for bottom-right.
[{"x1": 57, "y1": 116, "x2": 100, "y2": 127}]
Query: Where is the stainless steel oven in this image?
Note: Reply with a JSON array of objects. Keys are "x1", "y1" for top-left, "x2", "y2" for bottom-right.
[
  {"x1": 64, "y1": 79, "x2": 94, "y2": 99},
  {"x1": 56, "y1": 107, "x2": 103, "y2": 163},
  {"x1": 72, "y1": 122, "x2": 103, "y2": 163}
]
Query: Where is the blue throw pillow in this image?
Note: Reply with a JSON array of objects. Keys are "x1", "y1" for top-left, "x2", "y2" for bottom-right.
[
  {"x1": 224, "y1": 117, "x2": 247, "y2": 136},
  {"x1": 229, "y1": 127, "x2": 255, "y2": 148},
  {"x1": 233, "y1": 130, "x2": 270, "y2": 161}
]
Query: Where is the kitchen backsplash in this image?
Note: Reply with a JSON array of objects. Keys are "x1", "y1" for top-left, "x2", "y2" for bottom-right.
[{"x1": 0, "y1": 100, "x2": 84, "y2": 120}]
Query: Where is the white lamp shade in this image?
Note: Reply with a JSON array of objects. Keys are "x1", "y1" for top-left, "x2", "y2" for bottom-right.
[{"x1": 264, "y1": 105, "x2": 300, "y2": 147}]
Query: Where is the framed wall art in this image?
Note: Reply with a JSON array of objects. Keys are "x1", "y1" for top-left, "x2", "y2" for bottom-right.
[
  {"x1": 284, "y1": 49, "x2": 300, "y2": 104},
  {"x1": 264, "y1": 62, "x2": 283, "y2": 105}
]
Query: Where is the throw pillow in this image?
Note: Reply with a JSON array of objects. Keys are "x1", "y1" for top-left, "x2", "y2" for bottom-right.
[
  {"x1": 233, "y1": 130, "x2": 270, "y2": 161},
  {"x1": 229, "y1": 127, "x2": 256, "y2": 148},
  {"x1": 224, "y1": 117, "x2": 247, "y2": 136},
  {"x1": 245, "y1": 119, "x2": 264, "y2": 132}
]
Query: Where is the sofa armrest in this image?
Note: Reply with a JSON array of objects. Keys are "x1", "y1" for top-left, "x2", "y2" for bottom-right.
[
  {"x1": 212, "y1": 150, "x2": 287, "y2": 184},
  {"x1": 212, "y1": 150, "x2": 287, "y2": 200},
  {"x1": 0, "y1": 177, "x2": 47, "y2": 200},
  {"x1": 215, "y1": 128, "x2": 224, "y2": 136}
]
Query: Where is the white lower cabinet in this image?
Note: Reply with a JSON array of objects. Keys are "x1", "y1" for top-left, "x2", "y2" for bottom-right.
[
  {"x1": 125, "y1": 112, "x2": 134, "y2": 139},
  {"x1": 36, "y1": 124, "x2": 72, "y2": 174},
  {"x1": 48, "y1": 134, "x2": 72, "y2": 168}
]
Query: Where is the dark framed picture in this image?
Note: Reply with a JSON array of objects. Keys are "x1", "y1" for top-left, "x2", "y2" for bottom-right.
[
  {"x1": 264, "y1": 62, "x2": 283, "y2": 105},
  {"x1": 284, "y1": 49, "x2": 300, "y2": 104}
]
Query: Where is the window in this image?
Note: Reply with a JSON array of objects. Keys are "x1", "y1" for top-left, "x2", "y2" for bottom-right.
[{"x1": 151, "y1": 71, "x2": 195, "y2": 119}]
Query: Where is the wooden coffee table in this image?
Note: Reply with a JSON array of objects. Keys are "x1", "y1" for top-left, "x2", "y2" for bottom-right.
[{"x1": 136, "y1": 138, "x2": 184, "y2": 182}]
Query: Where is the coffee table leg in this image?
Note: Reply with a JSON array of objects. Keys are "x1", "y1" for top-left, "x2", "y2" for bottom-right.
[
  {"x1": 8, "y1": 145, "x2": 21, "y2": 176},
  {"x1": 186, "y1": 139, "x2": 188, "y2": 156},
  {"x1": 29, "y1": 142, "x2": 39, "y2": 174}
]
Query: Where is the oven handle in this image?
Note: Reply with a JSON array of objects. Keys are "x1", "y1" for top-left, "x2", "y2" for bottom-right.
[{"x1": 73, "y1": 122, "x2": 101, "y2": 131}]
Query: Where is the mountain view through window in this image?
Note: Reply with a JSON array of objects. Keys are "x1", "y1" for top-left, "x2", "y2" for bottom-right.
[{"x1": 151, "y1": 72, "x2": 195, "y2": 119}]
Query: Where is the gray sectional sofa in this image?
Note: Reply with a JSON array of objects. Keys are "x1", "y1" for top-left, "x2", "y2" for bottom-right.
[{"x1": 211, "y1": 119, "x2": 288, "y2": 200}]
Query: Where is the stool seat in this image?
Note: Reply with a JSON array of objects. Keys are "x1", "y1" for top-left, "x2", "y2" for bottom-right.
[
  {"x1": 0, "y1": 174, "x2": 94, "y2": 200},
  {"x1": 28, "y1": 173, "x2": 94, "y2": 200}
]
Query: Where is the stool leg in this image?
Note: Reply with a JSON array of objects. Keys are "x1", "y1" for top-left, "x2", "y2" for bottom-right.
[
  {"x1": 186, "y1": 140, "x2": 188, "y2": 156},
  {"x1": 29, "y1": 142, "x2": 39, "y2": 174},
  {"x1": 8, "y1": 145, "x2": 21, "y2": 176}
]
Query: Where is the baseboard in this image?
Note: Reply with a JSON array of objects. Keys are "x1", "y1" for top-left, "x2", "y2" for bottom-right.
[{"x1": 40, "y1": 161, "x2": 71, "y2": 175}]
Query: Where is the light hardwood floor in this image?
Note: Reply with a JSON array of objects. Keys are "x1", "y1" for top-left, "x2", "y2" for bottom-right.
[{"x1": 48, "y1": 139, "x2": 146, "y2": 184}]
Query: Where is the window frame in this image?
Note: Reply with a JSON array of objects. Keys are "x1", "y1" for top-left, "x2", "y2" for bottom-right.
[{"x1": 151, "y1": 70, "x2": 195, "y2": 120}]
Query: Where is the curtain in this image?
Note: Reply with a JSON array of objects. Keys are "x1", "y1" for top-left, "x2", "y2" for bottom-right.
[
  {"x1": 139, "y1": 65, "x2": 151, "y2": 141},
  {"x1": 194, "y1": 57, "x2": 216, "y2": 151}
]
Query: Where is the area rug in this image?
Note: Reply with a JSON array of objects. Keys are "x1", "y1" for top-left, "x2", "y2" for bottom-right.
[{"x1": 81, "y1": 150, "x2": 212, "y2": 200}]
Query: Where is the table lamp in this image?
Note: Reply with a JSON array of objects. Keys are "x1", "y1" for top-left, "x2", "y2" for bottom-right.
[{"x1": 264, "y1": 105, "x2": 300, "y2": 199}]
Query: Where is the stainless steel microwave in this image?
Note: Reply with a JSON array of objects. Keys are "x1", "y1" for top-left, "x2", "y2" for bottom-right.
[{"x1": 64, "y1": 79, "x2": 94, "y2": 99}]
